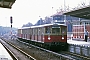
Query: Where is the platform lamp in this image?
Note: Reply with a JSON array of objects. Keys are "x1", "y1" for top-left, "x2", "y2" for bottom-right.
[{"x1": 10, "y1": 16, "x2": 13, "y2": 39}]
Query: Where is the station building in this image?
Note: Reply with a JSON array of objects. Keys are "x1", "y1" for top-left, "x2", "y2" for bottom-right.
[
  {"x1": 51, "y1": 11, "x2": 90, "y2": 40},
  {"x1": 72, "y1": 20, "x2": 90, "y2": 40},
  {"x1": 52, "y1": 12, "x2": 80, "y2": 32}
]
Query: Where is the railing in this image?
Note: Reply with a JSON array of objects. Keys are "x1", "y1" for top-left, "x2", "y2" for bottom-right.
[
  {"x1": 67, "y1": 32, "x2": 90, "y2": 40},
  {"x1": 69, "y1": 44, "x2": 90, "y2": 58}
]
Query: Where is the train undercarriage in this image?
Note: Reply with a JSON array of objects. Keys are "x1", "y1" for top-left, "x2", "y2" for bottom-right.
[{"x1": 18, "y1": 38, "x2": 68, "y2": 52}]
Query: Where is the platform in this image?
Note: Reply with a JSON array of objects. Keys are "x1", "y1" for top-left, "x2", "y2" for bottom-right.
[
  {"x1": 0, "y1": 43, "x2": 13, "y2": 60},
  {"x1": 67, "y1": 39, "x2": 90, "y2": 47}
]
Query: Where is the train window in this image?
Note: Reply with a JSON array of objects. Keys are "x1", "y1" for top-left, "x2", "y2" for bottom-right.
[
  {"x1": 52, "y1": 28, "x2": 60, "y2": 33},
  {"x1": 21, "y1": 29, "x2": 22, "y2": 34},
  {"x1": 52, "y1": 25, "x2": 60, "y2": 34},
  {"x1": 52, "y1": 28, "x2": 60, "y2": 34},
  {"x1": 61, "y1": 27, "x2": 67, "y2": 34},
  {"x1": 45, "y1": 27, "x2": 51, "y2": 34}
]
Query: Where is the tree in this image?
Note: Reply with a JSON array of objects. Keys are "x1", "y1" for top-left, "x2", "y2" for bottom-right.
[{"x1": 22, "y1": 22, "x2": 33, "y2": 27}]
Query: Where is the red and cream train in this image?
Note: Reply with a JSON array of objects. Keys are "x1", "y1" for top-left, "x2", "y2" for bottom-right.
[{"x1": 17, "y1": 23, "x2": 68, "y2": 51}]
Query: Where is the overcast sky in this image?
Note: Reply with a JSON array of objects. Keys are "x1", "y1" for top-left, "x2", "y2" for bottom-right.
[{"x1": 0, "y1": 0, "x2": 90, "y2": 28}]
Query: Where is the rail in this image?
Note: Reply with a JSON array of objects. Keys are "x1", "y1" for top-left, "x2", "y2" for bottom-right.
[
  {"x1": 0, "y1": 41, "x2": 18, "y2": 60},
  {"x1": 17, "y1": 39, "x2": 76, "y2": 60},
  {"x1": 18, "y1": 39, "x2": 90, "y2": 60},
  {"x1": 4, "y1": 40, "x2": 36, "y2": 60},
  {"x1": 0, "y1": 37, "x2": 36, "y2": 60}
]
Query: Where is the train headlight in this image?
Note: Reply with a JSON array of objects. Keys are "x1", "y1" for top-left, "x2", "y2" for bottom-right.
[
  {"x1": 62, "y1": 37, "x2": 64, "y2": 39},
  {"x1": 48, "y1": 37, "x2": 51, "y2": 40},
  {"x1": 43, "y1": 38, "x2": 44, "y2": 40}
]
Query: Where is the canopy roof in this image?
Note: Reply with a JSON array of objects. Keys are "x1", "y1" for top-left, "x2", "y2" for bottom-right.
[
  {"x1": 0, "y1": 0, "x2": 16, "y2": 9},
  {"x1": 64, "y1": 6, "x2": 90, "y2": 19}
]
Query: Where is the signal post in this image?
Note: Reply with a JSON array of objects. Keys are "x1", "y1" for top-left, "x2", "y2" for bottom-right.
[{"x1": 10, "y1": 16, "x2": 13, "y2": 39}]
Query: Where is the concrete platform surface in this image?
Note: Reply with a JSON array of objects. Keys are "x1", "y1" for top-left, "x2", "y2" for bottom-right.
[
  {"x1": 0, "y1": 43, "x2": 13, "y2": 60},
  {"x1": 67, "y1": 39, "x2": 90, "y2": 47}
]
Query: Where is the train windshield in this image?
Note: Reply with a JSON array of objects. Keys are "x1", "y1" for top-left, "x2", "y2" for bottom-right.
[
  {"x1": 61, "y1": 27, "x2": 67, "y2": 35},
  {"x1": 52, "y1": 25, "x2": 60, "y2": 34},
  {"x1": 45, "y1": 27, "x2": 51, "y2": 34}
]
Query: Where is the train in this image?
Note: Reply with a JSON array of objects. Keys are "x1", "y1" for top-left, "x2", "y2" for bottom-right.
[{"x1": 17, "y1": 23, "x2": 68, "y2": 51}]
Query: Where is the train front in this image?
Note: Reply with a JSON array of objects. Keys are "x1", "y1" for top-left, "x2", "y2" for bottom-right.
[{"x1": 44, "y1": 24, "x2": 68, "y2": 51}]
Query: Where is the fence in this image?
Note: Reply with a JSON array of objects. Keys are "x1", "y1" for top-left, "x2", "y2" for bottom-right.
[
  {"x1": 67, "y1": 32, "x2": 90, "y2": 40},
  {"x1": 69, "y1": 44, "x2": 90, "y2": 57}
]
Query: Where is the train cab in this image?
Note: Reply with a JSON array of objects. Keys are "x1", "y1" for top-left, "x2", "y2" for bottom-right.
[{"x1": 44, "y1": 24, "x2": 67, "y2": 44}]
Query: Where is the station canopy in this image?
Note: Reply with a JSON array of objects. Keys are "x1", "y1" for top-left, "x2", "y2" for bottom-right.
[
  {"x1": 0, "y1": 0, "x2": 16, "y2": 9},
  {"x1": 64, "y1": 6, "x2": 90, "y2": 20}
]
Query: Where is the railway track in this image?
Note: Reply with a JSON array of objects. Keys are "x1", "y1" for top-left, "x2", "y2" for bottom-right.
[
  {"x1": 16, "y1": 39, "x2": 90, "y2": 60},
  {"x1": 0, "y1": 40, "x2": 18, "y2": 60},
  {"x1": 1, "y1": 37, "x2": 90, "y2": 60},
  {"x1": 0, "y1": 38, "x2": 36, "y2": 60},
  {"x1": 0, "y1": 37, "x2": 62, "y2": 60},
  {"x1": 15, "y1": 38, "x2": 90, "y2": 60}
]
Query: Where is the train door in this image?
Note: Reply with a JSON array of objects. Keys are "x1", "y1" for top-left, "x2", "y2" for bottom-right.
[
  {"x1": 44, "y1": 26, "x2": 51, "y2": 42},
  {"x1": 38, "y1": 28, "x2": 41, "y2": 42},
  {"x1": 34, "y1": 28, "x2": 35, "y2": 40},
  {"x1": 41, "y1": 27, "x2": 44, "y2": 42},
  {"x1": 29, "y1": 28, "x2": 32, "y2": 40},
  {"x1": 32, "y1": 28, "x2": 34, "y2": 40},
  {"x1": 36, "y1": 28, "x2": 38, "y2": 41},
  {"x1": 51, "y1": 25, "x2": 61, "y2": 42},
  {"x1": 61, "y1": 26, "x2": 67, "y2": 42}
]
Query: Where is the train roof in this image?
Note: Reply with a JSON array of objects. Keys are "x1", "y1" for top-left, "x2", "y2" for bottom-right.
[{"x1": 18, "y1": 23, "x2": 67, "y2": 29}]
